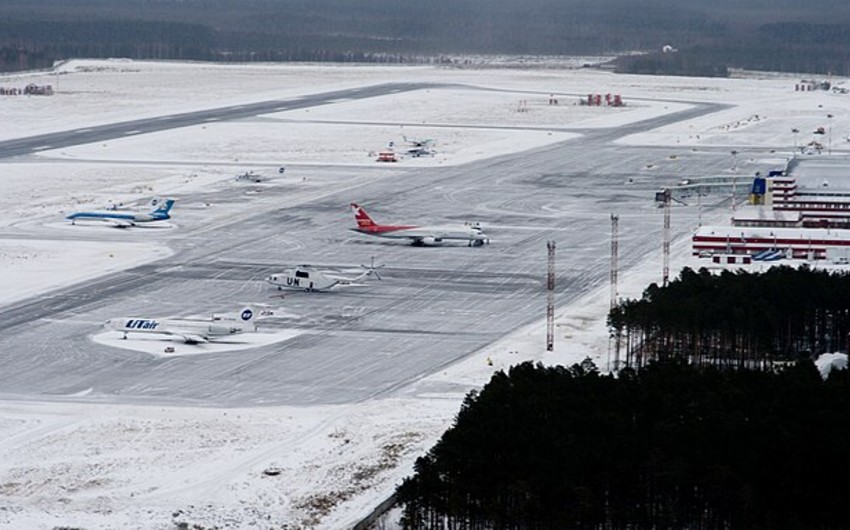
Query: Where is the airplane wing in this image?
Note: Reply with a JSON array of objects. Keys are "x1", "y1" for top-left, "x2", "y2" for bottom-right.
[
  {"x1": 176, "y1": 333, "x2": 209, "y2": 344},
  {"x1": 109, "y1": 219, "x2": 135, "y2": 228},
  {"x1": 160, "y1": 329, "x2": 209, "y2": 344},
  {"x1": 408, "y1": 234, "x2": 443, "y2": 246}
]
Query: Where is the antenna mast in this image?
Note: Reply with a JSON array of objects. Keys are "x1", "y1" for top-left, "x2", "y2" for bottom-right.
[
  {"x1": 546, "y1": 240, "x2": 556, "y2": 352},
  {"x1": 610, "y1": 214, "x2": 619, "y2": 310},
  {"x1": 610, "y1": 214, "x2": 621, "y2": 371},
  {"x1": 662, "y1": 188, "x2": 671, "y2": 287}
]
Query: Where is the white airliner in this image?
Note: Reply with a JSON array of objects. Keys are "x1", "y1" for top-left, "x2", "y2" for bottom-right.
[
  {"x1": 266, "y1": 262, "x2": 382, "y2": 292},
  {"x1": 66, "y1": 198, "x2": 175, "y2": 228},
  {"x1": 349, "y1": 203, "x2": 489, "y2": 246},
  {"x1": 104, "y1": 306, "x2": 256, "y2": 344}
]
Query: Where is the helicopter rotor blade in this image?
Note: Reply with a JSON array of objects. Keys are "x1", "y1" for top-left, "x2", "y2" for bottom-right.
[{"x1": 361, "y1": 256, "x2": 385, "y2": 281}]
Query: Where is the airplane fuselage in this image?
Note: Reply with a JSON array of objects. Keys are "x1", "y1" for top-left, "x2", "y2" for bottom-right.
[
  {"x1": 66, "y1": 211, "x2": 162, "y2": 224},
  {"x1": 67, "y1": 198, "x2": 175, "y2": 227},
  {"x1": 351, "y1": 224, "x2": 488, "y2": 246},
  {"x1": 349, "y1": 202, "x2": 489, "y2": 246},
  {"x1": 107, "y1": 318, "x2": 242, "y2": 342},
  {"x1": 105, "y1": 307, "x2": 254, "y2": 343}
]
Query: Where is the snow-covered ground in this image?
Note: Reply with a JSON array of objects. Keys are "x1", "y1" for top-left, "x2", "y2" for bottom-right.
[
  {"x1": 92, "y1": 328, "x2": 304, "y2": 357},
  {"x1": 1, "y1": 59, "x2": 849, "y2": 529},
  {"x1": 0, "y1": 239, "x2": 171, "y2": 306}
]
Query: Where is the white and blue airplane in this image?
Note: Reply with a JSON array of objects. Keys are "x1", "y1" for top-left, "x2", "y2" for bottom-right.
[
  {"x1": 104, "y1": 306, "x2": 257, "y2": 344},
  {"x1": 66, "y1": 198, "x2": 176, "y2": 228}
]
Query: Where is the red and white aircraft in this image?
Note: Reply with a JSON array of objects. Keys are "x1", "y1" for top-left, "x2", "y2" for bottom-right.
[{"x1": 349, "y1": 203, "x2": 489, "y2": 246}]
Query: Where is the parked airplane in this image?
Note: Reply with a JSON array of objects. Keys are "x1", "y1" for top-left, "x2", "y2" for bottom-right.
[
  {"x1": 402, "y1": 135, "x2": 436, "y2": 157},
  {"x1": 266, "y1": 261, "x2": 383, "y2": 292},
  {"x1": 67, "y1": 198, "x2": 176, "y2": 228},
  {"x1": 104, "y1": 306, "x2": 256, "y2": 344},
  {"x1": 403, "y1": 135, "x2": 435, "y2": 148},
  {"x1": 349, "y1": 203, "x2": 489, "y2": 246},
  {"x1": 235, "y1": 167, "x2": 287, "y2": 182},
  {"x1": 235, "y1": 170, "x2": 267, "y2": 183}
]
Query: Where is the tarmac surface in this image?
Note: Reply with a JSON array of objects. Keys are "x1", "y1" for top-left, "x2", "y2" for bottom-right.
[{"x1": 0, "y1": 85, "x2": 736, "y2": 406}]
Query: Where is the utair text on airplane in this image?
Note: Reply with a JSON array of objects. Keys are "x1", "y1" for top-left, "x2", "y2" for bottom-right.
[
  {"x1": 266, "y1": 260, "x2": 384, "y2": 292},
  {"x1": 66, "y1": 198, "x2": 175, "y2": 228},
  {"x1": 104, "y1": 306, "x2": 256, "y2": 344},
  {"x1": 349, "y1": 203, "x2": 489, "y2": 247}
]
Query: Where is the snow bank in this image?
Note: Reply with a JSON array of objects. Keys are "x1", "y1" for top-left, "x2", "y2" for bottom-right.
[{"x1": 815, "y1": 352, "x2": 848, "y2": 378}]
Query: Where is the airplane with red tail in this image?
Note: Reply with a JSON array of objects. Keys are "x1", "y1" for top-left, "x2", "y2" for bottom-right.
[{"x1": 349, "y1": 203, "x2": 489, "y2": 247}]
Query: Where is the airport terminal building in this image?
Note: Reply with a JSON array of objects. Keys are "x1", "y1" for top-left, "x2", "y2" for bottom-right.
[{"x1": 693, "y1": 157, "x2": 850, "y2": 262}]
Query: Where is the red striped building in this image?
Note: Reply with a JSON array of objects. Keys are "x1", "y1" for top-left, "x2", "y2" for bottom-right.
[{"x1": 692, "y1": 169, "x2": 850, "y2": 261}]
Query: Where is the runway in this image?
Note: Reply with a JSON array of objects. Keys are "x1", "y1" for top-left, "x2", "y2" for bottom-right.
[
  {"x1": 0, "y1": 85, "x2": 732, "y2": 406},
  {"x1": 0, "y1": 82, "x2": 444, "y2": 159}
]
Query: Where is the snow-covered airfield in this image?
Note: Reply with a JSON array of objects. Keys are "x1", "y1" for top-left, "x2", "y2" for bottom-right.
[{"x1": 1, "y1": 58, "x2": 849, "y2": 529}]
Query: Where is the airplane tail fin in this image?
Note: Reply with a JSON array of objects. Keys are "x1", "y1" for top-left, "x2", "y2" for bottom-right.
[
  {"x1": 151, "y1": 198, "x2": 176, "y2": 219},
  {"x1": 351, "y1": 203, "x2": 376, "y2": 229},
  {"x1": 239, "y1": 307, "x2": 255, "y2": 322},
  {"x1": 211, "y1": 306, "x2": 256, "y2": 329},
  {"x1": 238, "y1": 306, "x2": 257, "y2": 331}
]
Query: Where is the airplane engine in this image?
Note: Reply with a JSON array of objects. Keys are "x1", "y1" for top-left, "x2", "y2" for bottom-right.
[
  {"x1": 207, "y1": 324, "x2": 241, "y2": 336},
  {"x1": 419, "y1": 236, "x2": 443, "y2": 246}
]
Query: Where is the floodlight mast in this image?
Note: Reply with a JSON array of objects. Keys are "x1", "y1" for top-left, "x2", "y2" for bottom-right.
[
  {"x1": 731, "y1": 149, "x2": 739, "y2": 213},
  {"x1": 610, "y1": 213, "x2": 621, "y2": 372}
]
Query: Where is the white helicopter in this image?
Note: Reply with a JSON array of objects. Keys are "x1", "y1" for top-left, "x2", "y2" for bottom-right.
[{"x1": 265, "y1": 260, "x2": 384, "y2": 292}]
